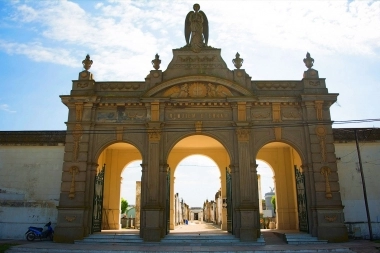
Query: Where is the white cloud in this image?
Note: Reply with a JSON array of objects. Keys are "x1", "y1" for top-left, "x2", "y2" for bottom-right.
[
  {"x1": 2, "y1": 1, "x2": 379, "y2": 119},
  {"x1": 0, "y1": 40, "x2": 78, "y2": 66},
  {"x1": 0, "y1": 104, "x2": 16, "y2": 113},
  {"x1": 1, "y1": 0, "x2": 380, "y2": 79}
]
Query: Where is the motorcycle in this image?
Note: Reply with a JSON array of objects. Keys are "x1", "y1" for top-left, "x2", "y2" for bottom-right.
[{"x1": 25, "y1": 221, "x2": 54, "y2": 241}]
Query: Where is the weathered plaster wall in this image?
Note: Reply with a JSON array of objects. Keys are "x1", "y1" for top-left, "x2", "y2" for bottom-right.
[
  {"x1": 335, "y1": 142, "x2": 380, "y2": 239},
  {"x1": 0, "y1": 146, "x2": 64, "y2": 239}
]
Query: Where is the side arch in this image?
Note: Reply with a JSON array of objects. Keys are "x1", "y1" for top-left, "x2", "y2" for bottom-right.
[
  {"x1": 92, "y1": 136, "x2": 146, "y2": 165},
  {"x1": 255, "y1": 140, "x2": 307, "y2": 231},
  {"x1": 252, "y1": 131, "x2": 307, "y2": 164}
]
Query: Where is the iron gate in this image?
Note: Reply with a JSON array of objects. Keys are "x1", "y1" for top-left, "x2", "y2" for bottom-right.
[
  {"x1": 226, "y1": 167, "x2": 233, "y2": 233},
  {"x1": 294, "y1": 165, "x2": 308, "y2": 232},
  {"x1": 166, "y1": 167, "x2": 170, "y2": 234},
  {"x1": 91, "y1": 164, "x2": 105, "y2": 233}
]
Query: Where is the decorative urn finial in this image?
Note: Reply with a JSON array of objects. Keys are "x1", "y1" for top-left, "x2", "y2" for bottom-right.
[
  {"x1": 151, "y1": 53, "x2": 161, "y2": 70},
  {"x1": 82, "y1": 54, "x2": 93, "y2": 71},
  {"x1": 232, "y1": 52, "x2": 243, "y2": 69},
  {"x1": 303, "y1": 52, "x2": 314, "y2": 69}
]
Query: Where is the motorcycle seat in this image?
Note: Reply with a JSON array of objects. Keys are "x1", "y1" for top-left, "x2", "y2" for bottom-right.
[{"x1": 30, "y1": 227, "x2": 43, "y2": 232}]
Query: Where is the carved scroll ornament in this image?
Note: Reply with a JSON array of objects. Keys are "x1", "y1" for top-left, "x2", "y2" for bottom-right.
[
  {"x1": 315, "y1": 126, "x2": 327, "y2": 162},
  {"x1": 75, "y1": 103, "x2": 84, "y2": 121},
  {"x1": 148, "y1": 128, "x2": 161, "y2": 141},
  {"x1": 320, "y1": 166, "x2": 332, "y2": 199},
  {"x1": 236, "y1": 128, "x2": 250, "y2": 142},
  {"x1": 324, "y1": 215, "x2": 337, "y2": 222},
  {"x1": 163, "y1": 82, "x2": 233, "y2": 98},
  {"x1": 69, "y1": 166, "x2": 79, "y2": 199},
  {"x1": 315, "y1": 101, "x2": 323, "y2": 121},
  {"x1": 65, "y1": 216, "x2": 76, "y2": 222},
  {"x1": 72, "y1": 124, "x2": 83, "y2": 161}
]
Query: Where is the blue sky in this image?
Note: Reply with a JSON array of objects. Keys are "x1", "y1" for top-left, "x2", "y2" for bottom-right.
[{"x1": 0, "y1": 0, "x2": 379, "y2": 130}]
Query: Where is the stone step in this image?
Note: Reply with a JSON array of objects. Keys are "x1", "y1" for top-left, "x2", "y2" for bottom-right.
[
  {"x1": 161, "y1": 234, "x2": 266, "y2": 246},
  {"x1": 284, "y1": 233, "x2": 328, "y2": 244},
  {"x1": 75, "y1": 233, "x2": 143, "y2": 244},
  {"x1": 5, "y1": 245, "x2": 356, "y2": 253}
]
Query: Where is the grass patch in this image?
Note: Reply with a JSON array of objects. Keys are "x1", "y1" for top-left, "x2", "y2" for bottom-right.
[{"x1": 0, "y1": 243, "x2": 18, "y2": 253}]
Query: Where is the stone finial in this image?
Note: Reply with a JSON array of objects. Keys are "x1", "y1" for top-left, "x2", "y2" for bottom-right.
[
  {"x1": 303, "y1": 52, "x2": 314, "y2": 69},
  {"x1": 82, "y1": 54, "x2": 93, "y2": 71},
  {"x1": 303, "y1": 52, "x2": 319, "y2": 79},
  {"x1": 232, "y1": 52, "x2": 243, "y2": 69},
  {"x1": 151, "y1": 53, "x2": 161, "y2": 70},
  {"x1": 79, "y1": 54, "x2": 94, "y2": 80}
]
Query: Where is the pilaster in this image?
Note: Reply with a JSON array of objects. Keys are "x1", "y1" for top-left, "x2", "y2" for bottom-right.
[
  {"x1": 235, "y1": 126, "x2": 259, "y2": 241},
  {"x1": 141, "y1": 121, "x2": 164, "y2": 242}
]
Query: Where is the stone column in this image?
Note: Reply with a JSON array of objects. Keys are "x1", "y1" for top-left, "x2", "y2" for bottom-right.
[
  {"x1": 169, "y1": 176, "x2": 175, "y2": 230},
  {"x1": 135, "y1": 181, "x2": 141, "y2": 229},
  {"x1": 141, "y1": 122, "x2": 163, "y2": 242},
  {"x1": 235, "y1": 127, "x2": 259, "y2": 241},
  {"x1": 220, "y1": 173, "x2": 227, "y2": 231},
  {"x1": 159, "y1": 162, "x2": 169, "y2": 238}
]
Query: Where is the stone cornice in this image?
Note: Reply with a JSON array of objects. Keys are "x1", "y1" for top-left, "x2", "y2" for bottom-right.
[
  {"x1": 0, "y1": 129, "x2": 378, "y2": 145},
  {"x1": 0, "y1": 131, "x2": 66, "y2": 146},
  {"x1": 332, "y1": 128, "x2": 380, "y2": 143}
]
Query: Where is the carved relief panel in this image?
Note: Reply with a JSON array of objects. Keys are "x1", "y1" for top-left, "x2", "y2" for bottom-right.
[
  {"x1": 162, "y1": 82, "x2": 234, "y2": 98},
  {"x1": 97, "y1": 105, "x2": 147, "y2": 123}
]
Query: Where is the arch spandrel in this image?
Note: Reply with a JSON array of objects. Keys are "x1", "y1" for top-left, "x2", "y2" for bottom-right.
[
  {"x1": 253, "y1": 129, "x2": 307, "y2": 163},
  {"x1": 143, "y1": 75, "x2": 253, "y2": 98},
  {"x1": 92, "y1": 134, "x2": 146, "y2": 163},
  {"x1": 164, "y1": 132, "x2": 234, "y2": 166}
]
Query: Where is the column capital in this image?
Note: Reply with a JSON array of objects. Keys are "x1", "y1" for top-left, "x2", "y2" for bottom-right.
[{"x1": 236, "y1": 127, "x2": 250, "y2": 142}]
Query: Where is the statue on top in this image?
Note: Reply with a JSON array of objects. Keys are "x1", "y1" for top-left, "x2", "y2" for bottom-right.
[{"x1": 184, "y1": 3, "x2": 209, "y2": 53}]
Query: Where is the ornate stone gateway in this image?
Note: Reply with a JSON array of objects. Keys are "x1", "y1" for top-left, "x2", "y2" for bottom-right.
[{"x1": 54, "y1": 4, "x2": 348, "y2": 243}]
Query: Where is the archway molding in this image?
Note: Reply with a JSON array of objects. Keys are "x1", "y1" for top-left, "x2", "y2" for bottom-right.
[{"x1": 143, "y1": 75, "x2": 253, "y2": 98}]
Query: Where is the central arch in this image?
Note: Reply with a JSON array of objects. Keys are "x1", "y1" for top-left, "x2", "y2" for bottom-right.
[{"x1": 167, "y1": 135, "x2": 231, "y2": 232}]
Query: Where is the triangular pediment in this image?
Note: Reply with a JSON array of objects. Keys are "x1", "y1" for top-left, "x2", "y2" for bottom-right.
[{"x1": 143, "y1": 76, "x2": 253, "y2": 98}]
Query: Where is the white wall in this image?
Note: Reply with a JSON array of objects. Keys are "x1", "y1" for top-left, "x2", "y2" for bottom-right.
[
  {"x1": 335, "y1": 142, "x2": 380, "y2": 239},
  {"x1": 0, "y1": 146, "x2": 64, "y2": 239}
]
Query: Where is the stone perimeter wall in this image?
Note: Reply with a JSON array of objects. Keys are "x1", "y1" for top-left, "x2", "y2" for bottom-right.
[
  {"x1": 0, "y1": 130, "x2": 379, "y2": 239},
  {"x1": 0, "y1": 132, "x2": 65, "y2": 239}
]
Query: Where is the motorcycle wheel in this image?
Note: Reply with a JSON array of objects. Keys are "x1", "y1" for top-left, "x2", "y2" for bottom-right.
[
  {"x1": 48, "y1": 233, "x2": 54, "y2": 241},
  {"x1": 26, "y1": 232, "x2": 36, "y2": 241}
]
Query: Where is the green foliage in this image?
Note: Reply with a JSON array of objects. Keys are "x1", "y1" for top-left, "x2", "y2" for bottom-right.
[
  {"x1": 121, "y1": 198, "x2": 128, "y2": 214},
  {"x1": 271, "y1": 195, "x2": 276, "y2": 213},
  {"x1": 0, "y1": 244, "x2": 18, "y2": 253}
]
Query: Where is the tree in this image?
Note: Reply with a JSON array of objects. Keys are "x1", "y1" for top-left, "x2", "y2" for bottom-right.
[
  {"x1": 271, "y1": 195, "x2": 276, "y2": 214},
  {"x1": 121, "y1": 198, "x2": 128, "y2": 214}
]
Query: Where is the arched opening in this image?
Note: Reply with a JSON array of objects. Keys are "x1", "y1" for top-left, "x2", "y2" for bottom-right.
[
  {"x1": 256, "y1": 141, "x2": 305, "y2": 232},
  {"x1": 257, "y1": 160, "x2": 276, "y2": 229},
  {"x1": 96, "y1": 142, "x2": 142, "y2": 232},
  {"x1": 167, "y1": 135, "x2": 231, "y2": 234},
  {"x1": 120, "y1": 160, "x2": 142, "y2": 230},
  {"x1": 173, "y1": 155, "x2": 221, "y2": 229}
]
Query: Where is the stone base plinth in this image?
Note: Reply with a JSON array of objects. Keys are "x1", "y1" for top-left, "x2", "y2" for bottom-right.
[
  {"x1": 318, "y1": 225, "x2": 348, "y2": 242},
  {"x1": 54, "y1": 226, "x2": 84, "y2": 243},
  {"x1": 142, "y1": 228, "x2": 162, "y2": 242},
  {"x1": 239, "y1": 228, "x2": 258, "y2": 241}
]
